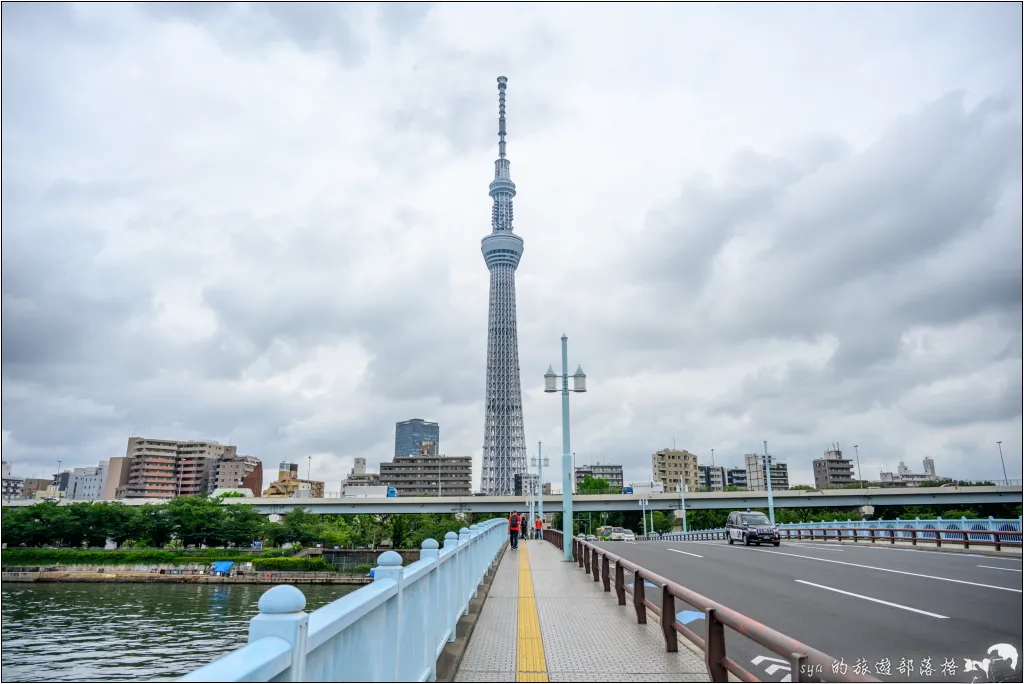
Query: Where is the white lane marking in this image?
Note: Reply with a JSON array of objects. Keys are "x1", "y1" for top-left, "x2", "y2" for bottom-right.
[
  {"x1": 794, "y1": 580, "x2": 950, "y2": 619},
  {"x1": 735, "y1": 547, "x2": 1023, "y2": 593},
  {"x1": 784, "y1": 543, "x2": 844, "y2": 552},
  {"x1": 766, "y1": 664, "x2": 791, "y2": 675},
  {"x1": 667, "y1": 548, "x2": 704, "y2": 558},
  {"x1": 752, "y1": 656, "x2": 790, "y2": 666},
  {"x1": 977, "y1": 565, "x2": 1023, "y2": 572}
]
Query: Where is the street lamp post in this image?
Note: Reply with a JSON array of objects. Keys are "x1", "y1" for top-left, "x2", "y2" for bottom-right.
[
  {"x1": 764, "y1": 440, "x2": 775, "y2": 526},
  {"x1": 853, "y1": 444, "x2": 863, "y2": 489},
  {"x1": 640, "y1": 498, "x2": 648, "y2": 536},
  {"x1": 545, "y1": 334, "x2": 587, "y2": 562},
  {"x1": 680, "y1": 475, "x2": 688, "y2": 533},
  {"x1": 996, "y1": 441, "x2": 1007, "y2": 484}
]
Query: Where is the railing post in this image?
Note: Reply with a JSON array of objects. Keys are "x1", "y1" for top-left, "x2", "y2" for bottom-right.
[
  {"x1": 593, "y1": 550, "x2": 600, "y2": 584},
  {"x1": 458, "y1": 528, "x2": 471, "y2": 615},
  {"x1": 247, "y1": 586, "x2": 309, "y2": 682},
  {"x1": 373, "y1": 550, "x2": 405, "y2": 681},
  {"x1": 615, "y1": 560, "x2": 626, "y2": 605},
  {"x1": 633, "y1": 571, "x2": 647, "y2": 624},
  {"x1": 994, "y1": 531, "x2": 1002, "y2": 552},
  {"x1": 602, "y1": 554, "x2": 611, "y2": 592},
  {"x1": 469, "y1": 524, "x2": 480, "y2": 597},
  {"x1": 421, "y1": 538, "x2": 440, "y2": 682},
  {"x1": 911, "y1": 529, "x2": 917, "y2": 546},
  {"x1": 443, "y1": 531, "x2": 459, "y2": 642},
  {"x1": 705, "y1": 607, "x2": 728, "y2": 683},
  {"x1": 660, "y1": 586, "x2": 678, "y2": 652}
]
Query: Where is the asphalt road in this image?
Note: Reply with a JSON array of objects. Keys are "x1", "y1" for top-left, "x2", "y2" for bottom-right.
[{"x1": 587, "y1": 538, "x2": 1023, "y2": 683}]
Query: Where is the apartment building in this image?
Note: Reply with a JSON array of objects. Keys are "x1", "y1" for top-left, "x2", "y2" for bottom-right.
[
  {"x1": 210, "y1": 455, "x2": 263, "y2": 497},
  {"x1": 813, "y1": 449, "x2": 855, "y2": 489},
  {"x1": 263, "y1": 462, "x2": 324, "y2": 498},
  {"x1": 745, "y1": 453, "x2": 790, "y2": 491},
  {"x1": 67, "y1": 462, "x2": 109, "y2": 501},
  {"x1": 574, "y1": 463, "x2": 624, "y2": 490},
  {"x1": 380, "y1": 443, "x2": 472, "y2": 496},
  {"x1": 879, "y1": 458, "x2": 940, "y2": 487},
  {"x1": 652, "y1": 449, "x2": 700, "y2": 492},
  {"x1": 2, "y1": 461, "x2": 24, "y2": 501},
  {"x1": 22, "y1": 478, "x2": 52, "y2": 498},
  {"x1": 726, "y1": 468, "x2": 747, "y2": 490},
  {"x1": 343, "y1": 457, "x2": 381, "y2": 487},
  {"x1": 103, "y1": 457, "x2": 131, "y2": 499},
  {"x1": 697, "y1": 465, "x2": 727, "y2": 492},
  {"x1": 123, "y1": 437, "x2": 238, "y2": 498}
]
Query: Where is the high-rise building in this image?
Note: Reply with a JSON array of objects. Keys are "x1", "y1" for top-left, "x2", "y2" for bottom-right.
[
  {"x1": 104, "y1": 457, "x2": 131, "y2": 499},
  {"x1": 652, "y1": 449, "x2": 700, "y2": 492},
  {"x1": 574, "y1": 464, "x2": 624, "y2": 490},
  {"x1": 381, "y1": 443, "x2": 472, "y2": 497},
  {"x1": 697, "y1": 465, "x2": 727, "y2": 492},
  {"x1": 210, "y1": 455, "x2": 263, "y2": 498},
  {"x1": 726, "y1": 468, "x2": 747, "y2": 490},
  {"x1": 480, "y1": 76, "x2": 528, "y2": 496},
  {"x1": 122, "y1": 437, "x2": 237, "y2": 498},
  {"x1": 395, "y1": 419, "x2": 440, "y2": 458},
  {"x1": 67, "y1": 461, "x2": 109, "y2": 501},
  {"x1": 745, "y1": 453, "x2": 790, "y2": 491},
  {"x1": 813, "y1": 448, "x2": 855, "y2": 489}
]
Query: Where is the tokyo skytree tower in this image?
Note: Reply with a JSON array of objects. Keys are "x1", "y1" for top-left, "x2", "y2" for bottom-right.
[{"x1": 480, "y1": 76, "x2": 527, "y2": 496}]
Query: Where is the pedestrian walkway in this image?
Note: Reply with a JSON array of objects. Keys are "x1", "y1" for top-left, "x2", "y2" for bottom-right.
[{"x1": 455, "y1": 538, "x2": 710, "y2": 682}]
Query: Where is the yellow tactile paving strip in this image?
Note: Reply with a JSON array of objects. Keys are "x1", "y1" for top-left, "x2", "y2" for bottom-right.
[{"x1": 516, "y1": 543, "x2": 549, "y2": 682}]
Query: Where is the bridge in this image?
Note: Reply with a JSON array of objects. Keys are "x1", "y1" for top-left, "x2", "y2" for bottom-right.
[
  {"x1": 178, "y1": 517, "x2": 1023, "y2": 683},
  {"x1": 7, "y1": 485, "x2": 1018, "y2": 514}
]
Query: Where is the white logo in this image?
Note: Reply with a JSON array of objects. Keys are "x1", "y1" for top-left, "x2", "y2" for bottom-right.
[{"x1": 965, "y1": 644, "x2": 1019, "y2": 683}]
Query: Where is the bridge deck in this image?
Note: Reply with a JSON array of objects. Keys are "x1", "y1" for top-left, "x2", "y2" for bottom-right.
[{"x1": 455, "y1": 538, "x2": 709, "y2": 682}]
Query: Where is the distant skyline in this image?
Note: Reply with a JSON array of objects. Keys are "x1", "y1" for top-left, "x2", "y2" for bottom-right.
[{"x1": 2, "y1": 3, "x2": 1021, "y2": 491}]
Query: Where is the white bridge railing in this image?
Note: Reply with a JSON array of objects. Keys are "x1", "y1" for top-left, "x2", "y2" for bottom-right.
[{"x1": 179, "y1": 518, "x2": 507, "y2": 682}]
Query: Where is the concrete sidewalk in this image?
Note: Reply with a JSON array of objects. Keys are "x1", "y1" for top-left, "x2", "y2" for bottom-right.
[{"x1": 455, "y1": 538, "x2": 709, "y2": 683}]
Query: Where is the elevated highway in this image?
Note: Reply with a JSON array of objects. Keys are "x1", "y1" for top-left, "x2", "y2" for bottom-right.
[{"x1": 3, "y1": 485, "x2": 1019, "y2": 514}]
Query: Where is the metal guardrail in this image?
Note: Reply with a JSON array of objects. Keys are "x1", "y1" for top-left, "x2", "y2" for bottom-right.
[
  {"x1": 179, "y1": 519, "x2": 507, "y2": 682},
  {"x1": 780, "y1": 517, "x2": 1023, "y2": 543},
  {"x1": 543, "y1": 529, "x2": 879, "y2": 683},
  {"x1": 778, "y1": 526, "x2": 1023, "y2": 551}
]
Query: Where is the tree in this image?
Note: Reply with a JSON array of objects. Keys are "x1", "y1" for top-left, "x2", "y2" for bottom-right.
[
  {"x1": 578, "y1": 476, "x2": 611, "y2": 494},
  {"x1": 127, "y1": 503, "x2": 174, "y2": 547},
  {"x1": 167, "y1": 496, "x2": 227, "y2": 547}
]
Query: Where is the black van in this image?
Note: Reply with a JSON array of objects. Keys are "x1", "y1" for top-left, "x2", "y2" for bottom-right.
[{"x1": 726, "y1": 511, "x2": 781, "y2": 546}]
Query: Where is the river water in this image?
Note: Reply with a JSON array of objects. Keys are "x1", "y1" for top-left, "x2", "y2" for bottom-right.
[{"x1": 0, "y1": 582, "x2": 359, "y2": 682}]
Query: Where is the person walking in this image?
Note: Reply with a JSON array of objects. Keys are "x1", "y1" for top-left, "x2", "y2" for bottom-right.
[
  {"x1": 534, "y1": 515, "x2": 542, "y2": 540},
  {"x1": 509, "y1": 510, "x2": 521, "y2": 550}
]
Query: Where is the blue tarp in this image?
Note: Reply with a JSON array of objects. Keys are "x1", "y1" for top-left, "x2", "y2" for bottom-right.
[{"x1": 212, "y1": 561, "x2": 235, "y2": 574}]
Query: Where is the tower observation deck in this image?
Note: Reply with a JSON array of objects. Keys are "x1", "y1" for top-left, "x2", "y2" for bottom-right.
[{"x1": 480, "y1": 76, "x2": 527, "y2": 496}]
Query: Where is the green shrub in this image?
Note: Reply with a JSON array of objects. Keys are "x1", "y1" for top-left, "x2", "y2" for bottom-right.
[
  {"x1": 0, "y1": 547, "x2": 296, "y2": 567},
  {"x1": 250, "y1": 557, "x2": 336, "y2": 572},
  {"x1": 351, "y1": 563, "x2": 371, "y2": 575}
]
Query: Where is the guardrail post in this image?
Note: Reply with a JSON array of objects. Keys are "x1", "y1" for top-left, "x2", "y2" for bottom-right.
[
  {"x1": 584, "y1": 546, "x2": 591, "y2": 573},
  {"x1": 705, "y1": 607, "x2": 727, "y2": 683},
  {"x1": 421, "y1": 538, "x2": 440, "y2": 682},
  {"x1": 615, "y1": 561, "x2": 626, "y2": 605},
  {"x1": 602, "y1": 555, "x2": 610, "y2": 592},
  {"x1": 632, "y1": 570, "x2": 647, "y2": 624},
  {"x1": 374, "y1": 550, "x2": 405, "y2": 681},
  {"x1": 469, "y1": 524, "x2": 480, "y2": 597},
  {"x1": 660, "y1": 585, "x2": 678, "y2": 652},
  {"x1": 443, "y1": 531, "x2": 459, "y2": 642},
  {"x1": 458, "y1": 528, "x2": 471, "y2": 615},
  {"x1": 994, "y1": 531, "x2": 1001, "y2": 552},
  {"x1": 248, "y1": 585, "x2": 309, "y2": 682},
  {"x1": 577, "y1": 541, "x2": 583, "y2": 567},
  {"x1": 593, "y1": 550, "x2": 600, "y2": 584},
  {"x1": 910, "y1": 528, "x2": 917, "y2": 546}
]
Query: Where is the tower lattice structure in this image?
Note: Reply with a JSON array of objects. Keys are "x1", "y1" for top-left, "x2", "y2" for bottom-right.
[{"x1": 480, "y1": 76, "x2": 527, "y2": 496}]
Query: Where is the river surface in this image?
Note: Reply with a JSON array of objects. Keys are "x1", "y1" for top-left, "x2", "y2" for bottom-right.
[{"x1": 0, "y1": 582, "x2": 359, "y2": 682}]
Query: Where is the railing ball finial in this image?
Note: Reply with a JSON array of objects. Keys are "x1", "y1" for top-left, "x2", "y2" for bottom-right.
[
  {"x1": 422, "y1": 538, "x2": 440, "y2": 550},
  {"x1": 258, "y1": 585, "x2": 307, "y2": 614},
  {"x1": 445, "y1": 531, "x2": 458, "y2": 541},
  {"x1": 377, "y1": 550, "x2": 403, "y2": 567},
  {"x1": 459, "y1": 527, "x2": 470, "y2": 534}
]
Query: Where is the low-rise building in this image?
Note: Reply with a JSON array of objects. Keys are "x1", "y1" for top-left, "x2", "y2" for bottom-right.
[
  {"x1": 210, "y1": 455, "x2": 263, "y2": 498},
  {"x1": 22, "y1": 478, "x2": 52, "y2": 499},
  {"x1": 726, "y1": 468, "x2": 747, "y2": 490},
  {"x1": 879, "y1": 458, "x2": 940, "y2": 487},
  {"x1": 2, "y1": 461, "x2": 24, "y2": 501},
  {"x1": 67, "y1": 462, "x2": 109, "y2": 501},
  {"x1": 343, "y1": 457, "x2": 380, "y2": 487},
  {"x1": 262, "y1": 462, "x2": 324, "y2": 498}
]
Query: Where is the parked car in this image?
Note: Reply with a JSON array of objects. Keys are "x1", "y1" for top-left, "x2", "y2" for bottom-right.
[{"x1": 726, "y1": 511, "x2": 780, "y2": 546}]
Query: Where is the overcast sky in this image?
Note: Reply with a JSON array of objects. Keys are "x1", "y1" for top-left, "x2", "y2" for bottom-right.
[{"x1": 2, "y1": 2, "x2": 1021, "y2": 491}]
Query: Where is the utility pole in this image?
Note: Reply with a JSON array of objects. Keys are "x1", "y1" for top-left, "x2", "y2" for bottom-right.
[{"x1": 764, "y1": 440, "x2": 775, "y2": 525}]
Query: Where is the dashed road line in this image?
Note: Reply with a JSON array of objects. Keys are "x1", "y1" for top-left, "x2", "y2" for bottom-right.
[{"x1": 794, "y1": 579, "x2": 949, "y2": 619}]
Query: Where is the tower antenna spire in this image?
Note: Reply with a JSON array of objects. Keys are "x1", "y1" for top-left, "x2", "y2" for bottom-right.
[{"x1": 497, "y1": 75, "x2": 508, "y2": 160}]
